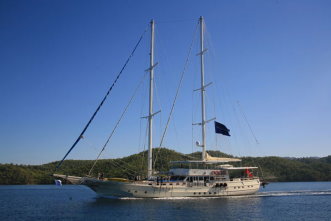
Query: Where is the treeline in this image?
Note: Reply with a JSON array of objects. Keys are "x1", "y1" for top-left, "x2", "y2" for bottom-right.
[{"x1": 0, "y1": 148, "x2": 330, "y2": 184}]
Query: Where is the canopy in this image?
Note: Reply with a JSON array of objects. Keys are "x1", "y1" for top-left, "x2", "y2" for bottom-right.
[
  {"x1": 171, "y1": 152, "x2": 241, "y2": 164},
  {"x1": 205, "y1": 152, "x2": 241, "y2": 162}
]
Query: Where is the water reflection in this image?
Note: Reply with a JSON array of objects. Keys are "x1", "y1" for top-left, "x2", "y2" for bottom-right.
[
  {"x1": 89, "y1": 195, "x2": 265, "y2": 220},
  {"x1": 1, "y1": 183, "x2": 330, "y2": 221}
]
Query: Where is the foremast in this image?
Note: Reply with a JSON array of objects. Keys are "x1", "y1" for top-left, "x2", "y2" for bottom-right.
[{"x1": 147, "y1": 19, "x2": 156, "y2": 179}]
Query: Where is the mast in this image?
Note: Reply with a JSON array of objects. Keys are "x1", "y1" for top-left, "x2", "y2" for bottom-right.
[
  {"x1": 147, "y1": 19, "x2": 155, "y2": 178},
  {"x1": 199, "y1": 16, "x2": 207, "y2": 161}
]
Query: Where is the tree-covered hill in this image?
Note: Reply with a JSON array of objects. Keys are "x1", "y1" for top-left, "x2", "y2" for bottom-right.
[{"x1": 0, "y1": 148, "x2": 330, "y2": 184}]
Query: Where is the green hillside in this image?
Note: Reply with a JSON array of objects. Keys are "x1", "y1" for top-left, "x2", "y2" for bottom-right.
[{"x1": 0, "y1": 148, "x2": 330, "y2": 184}]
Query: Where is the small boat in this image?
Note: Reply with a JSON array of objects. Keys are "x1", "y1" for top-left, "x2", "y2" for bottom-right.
[{"x1": 54, "y1": 16, "x2": 261, "y2": 198}]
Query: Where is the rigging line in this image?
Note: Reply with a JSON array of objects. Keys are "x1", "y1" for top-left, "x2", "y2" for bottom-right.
[
  {"x1": 191, "y1": 61, "x2": 196, "y2": 154},
  {"x1": 153, "y1": 73, "x2": 163, "y2": 138},
  {"x1": 109, "y1": 159, "x2": 142, "y2": 176},
  {"x1": 88, "y1": 71, "x2": 148, "y2": 176},
  {"x1": 115, "y1": 153, "x2": 151, "y2": 176},
  {"x1": 256, "y1": 161, "x2": 266, "y2": 181},
  {"x1": 139, "y1": 70, "x2": 148, "y2": 152},
  {"x1": 140, "y1": 119, "x2": 148, "y2": 172},
  {"x1": 108, "y1": 156, "x2": 145, "y2": 176},
  {"x1": 153, "y1": 22, "x2": 199, "y2": 169},
  {"x1": 157, "y1": 19, "x2": 196, "y2": 23},
  {"x1": 114, "y1": 159, "x2": 143, "y2": 175},
  {"x1": 55, "y1": 27, "x2": 148, "y2": 170},
  {"x1": 236, "y1": 101, "x2": 260, "y2": 145},
  {"x1": 185, "y1": 153, "x2": 200, "y2": 160},
  {"x1": 104, "y1": 136, "x2": 150, "y2": 176},
  {"x1": 191, "y1": 39, "x2": 200, "y2": 152}
]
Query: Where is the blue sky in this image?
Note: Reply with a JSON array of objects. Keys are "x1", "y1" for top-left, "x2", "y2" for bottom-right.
[{"x1": 0, "y1": 0, "x2": 330, "y2": 165}]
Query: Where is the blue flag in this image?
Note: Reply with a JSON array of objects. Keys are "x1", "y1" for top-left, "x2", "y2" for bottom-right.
[{"x1": 214, "y1": 121, "x2": 230, "y2": 136}]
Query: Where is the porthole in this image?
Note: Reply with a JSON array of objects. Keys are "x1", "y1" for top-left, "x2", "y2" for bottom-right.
[
  {"x1": 128, "y1": 190, "x2": 130, "y2": 192},
  {"x1": 214, "y1": 192, "x2": 216, "y2": 194},
  {"x1": 194, "y1": 192, "x2": 196, "y2": 195},
  {"x1": 145, "y1": 191, "x2": 147, "y2": 194},
  {"x1": 134, "y1": 190, "x2": 137, "y2": 193}
]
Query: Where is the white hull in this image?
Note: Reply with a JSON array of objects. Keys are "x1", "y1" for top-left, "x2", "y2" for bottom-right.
[{"x1": 80, "y1": 177, "x2": 260, "y2": 198}]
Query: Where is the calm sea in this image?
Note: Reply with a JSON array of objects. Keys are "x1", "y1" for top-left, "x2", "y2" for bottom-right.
[{"x1": 0, "y1": 182, "x2": 330, "y2": 221}]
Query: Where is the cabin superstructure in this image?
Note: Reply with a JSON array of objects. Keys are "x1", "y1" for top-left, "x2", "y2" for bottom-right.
[{"x1": 168, "y1": 153, "x2": 259, "y2": 187}]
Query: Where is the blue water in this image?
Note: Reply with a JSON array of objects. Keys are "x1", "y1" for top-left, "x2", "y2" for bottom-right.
[{"x1": 0, "y1": 182, "x2": 330, "y2": 220}]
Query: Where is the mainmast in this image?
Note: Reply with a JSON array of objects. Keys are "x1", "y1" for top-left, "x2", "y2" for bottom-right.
[
  {"x1": 199, "y1": 16, "x2": 207, "y2": 161},
  {"x1": 147, "y1": 19, "x2": 155, "y2": 179}
]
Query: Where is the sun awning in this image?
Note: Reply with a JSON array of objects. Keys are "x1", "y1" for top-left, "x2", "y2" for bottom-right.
[{"x1": 205, "y1": 152, "x2": 241, "y2": 162}]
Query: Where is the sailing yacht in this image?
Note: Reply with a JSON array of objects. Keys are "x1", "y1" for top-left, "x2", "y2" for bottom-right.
[{"x1": 54, "y1": 17, "x2": 261, "y2": 198}]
